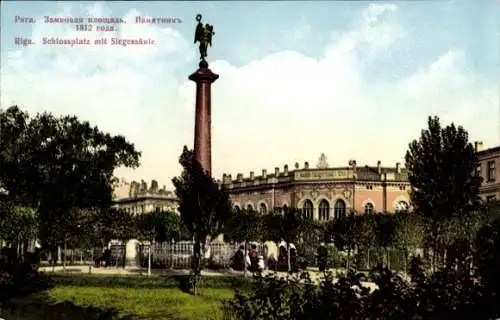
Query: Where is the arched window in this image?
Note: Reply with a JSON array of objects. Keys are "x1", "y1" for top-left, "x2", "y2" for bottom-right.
[
  {"x1": 259, "y1": 203, "x2": 267, "y2": 215},
  {"x1": 334, "y1": 199, "x2": 346, "y2": 219},
  {"x1": 247, "y1": 204, "x2": 254, "y2": 212},
  {"x1": 303, "y1": 200, "x2": 313, "y2": 219},
  {"x1": 395, "y1": 201, "x2": 409, "y2": 213},
  {"x1": 364, "y1": 202, "x2": 374, "y2": 215},
  {"x1": 234, "y1": 205, "x2": 241, "y2": 212},
  {"x1": 318, "y1": 200, "x2": 330, "y2": 221}
]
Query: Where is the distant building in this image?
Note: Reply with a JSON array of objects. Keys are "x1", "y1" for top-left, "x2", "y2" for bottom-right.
[
  {"x1": 220, "y1": 154, "x2": 411, "y2": 220},
  {"x1": 475, "y1": 142, "x2": 500, "y2": 203},
  {"x1": 112, "y1": 178, "x2": 178, "y2": 215}
]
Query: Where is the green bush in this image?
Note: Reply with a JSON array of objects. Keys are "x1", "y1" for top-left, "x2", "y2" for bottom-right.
[
  {"x1": 0, "y1": 260, "x2": 53, "y2": 304},
  {"x1": 224, "y1": 220, "x2": 500, "y2": 320}
]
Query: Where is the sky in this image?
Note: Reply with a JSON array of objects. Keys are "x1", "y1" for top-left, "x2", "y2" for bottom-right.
[{"x1": 1, "y1": 1, "x2": 499, "y2": 190}]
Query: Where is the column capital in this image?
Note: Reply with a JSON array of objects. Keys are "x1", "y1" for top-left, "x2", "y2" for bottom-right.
[{"x1": 189, "y1": 67, "x2": 219, "y2": 84}]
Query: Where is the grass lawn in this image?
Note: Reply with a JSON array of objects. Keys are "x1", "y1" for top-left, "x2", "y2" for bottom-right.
[
  {"x1": 48, "y1": 285, "x2": 234, "y2": 319},
  {"x1": 2, "y1": 274, "x2": 248, "y2": 320}
]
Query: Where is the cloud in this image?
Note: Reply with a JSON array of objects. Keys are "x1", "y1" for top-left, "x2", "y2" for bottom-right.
[{"x1": 1, "y1": 3, "x2": 497, "y2": 189}]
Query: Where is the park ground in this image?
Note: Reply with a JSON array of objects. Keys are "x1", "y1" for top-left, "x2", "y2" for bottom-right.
[{"x1": 2, "y1": 267, "x2": 378, "y2": 320}]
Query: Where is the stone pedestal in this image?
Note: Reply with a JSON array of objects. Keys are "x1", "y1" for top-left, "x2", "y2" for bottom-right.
[
  {"x1": 125, "y1": 239, "x2": 140, "y2": 268},
  {"x1": 189, "y1": 60, "x2": 219, "y2": 176}
]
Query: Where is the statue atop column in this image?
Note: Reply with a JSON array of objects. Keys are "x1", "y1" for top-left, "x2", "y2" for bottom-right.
[{"x1": 194, "y1": 14, "x2": 215, "y2": 68}]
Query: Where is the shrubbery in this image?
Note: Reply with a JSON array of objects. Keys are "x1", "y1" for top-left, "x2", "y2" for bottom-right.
[
  {"x1": 224, "y1": 219, "x2": 500, "y2": 320},
  {"x1": 0, "y1": 250, "x2": 53, "y2": 304}
]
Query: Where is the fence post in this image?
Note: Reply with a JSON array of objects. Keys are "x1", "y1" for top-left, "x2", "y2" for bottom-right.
[
  {"x1": 148, "y1": 242, "x2": 152, "y2": 276},
  {"x1": 171, "y1": 239, "x2": 174, "y2": 269}
]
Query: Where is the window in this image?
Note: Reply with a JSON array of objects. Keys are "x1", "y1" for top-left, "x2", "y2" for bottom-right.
[
  {"x1": 486, "y1": 195, "x2": 496, "y2": 203},
  {"x1": 395, "y1": 201, "x2": 409, "y2": 213},
  {"x1": 234, "y1": 205, "x2": 241, "y2": 212},
  {"x1": 259, "y1": 203, "x2": 267, "y2": 215},
  {"x1": 334, "y1": 199, "x2": 346, "y2": 219},
  {"x1": 487, "y1": 161, "x2": 495, "y2": 181},
  {"x1": 155, "y1": 207, "x2": 161, "y2": 213},
  {"x1": 247, "y1": 204, "x2": 254, "y2": 212},
  {"x1": 303, "y1": 200, "x2": 313, "y2": 220},
  {"x1": 319, "y1": 200, "x2": 330, "y2": 221},
  {"x1": 476, "y1": 164, "x2": 482, "y2": 177},
  {"x1": 364, "y1": 202, "x2": 374, "y2": 215}
]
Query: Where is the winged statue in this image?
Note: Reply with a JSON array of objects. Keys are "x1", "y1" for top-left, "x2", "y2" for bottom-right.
[{"x1": 194, "y1": 14, "x2": 215, "y2": 62}]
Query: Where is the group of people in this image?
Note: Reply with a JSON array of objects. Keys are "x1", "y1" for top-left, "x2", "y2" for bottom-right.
[
  {"x1": 230, "y1": 244, "x2": 265, "y2": 272},
  {"x1": 230, "y1": 243, "x2": 300, "y2": 272}
]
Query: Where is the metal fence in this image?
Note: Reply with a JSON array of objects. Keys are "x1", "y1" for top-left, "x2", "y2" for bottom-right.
[
  {"x1": 39, "y1": 241, "x2": 267, "y2": 268},
  {"x1": 137, "y1": 241, "x2": 265, "y2": 269}
]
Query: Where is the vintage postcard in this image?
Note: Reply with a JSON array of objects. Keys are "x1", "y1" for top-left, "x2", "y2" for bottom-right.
[{"x1": 1, "y1": 1, "x2": 499, "y2": 319}]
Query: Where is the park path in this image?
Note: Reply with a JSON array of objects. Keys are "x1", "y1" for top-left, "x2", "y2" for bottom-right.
[{"x1": 38, "y1": 265, "x2": 378, "y2": 291}]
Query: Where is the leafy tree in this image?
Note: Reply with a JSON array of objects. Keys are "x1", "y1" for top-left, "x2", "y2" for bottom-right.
[
  {"x1": 296, "y1": 219, "x2": 325, "y2": 269},
  {"x1": 94, "y1": 207, "x2": 135, "y2": 248},
  {"x1": 224, "y1": 209, "x2": 264, "y2": 276},
  {"x1": 394, "y1": 212, "x2": 426, "y2": 272},
  {"x1": 327, "y1": 214, "x2": 357, "y2": 273},
  {"x1": 264, "y1": 208, "x2": 304, "y2": 272},
  {"x1": 374, "y1": 214, "x2": 397, "y2": 269},
  {"x1": 135, "y1": 212, "x2": 158, "y2": 275},
  {"x1": 71, "y1": 209, "x2": 102, "y2": 274},
  {"x1": 352, "y1": 214, "x2": 375, "y2": 270},
  {"x1": 0, "y1": 106, "x2": 141, "y2": 251},
  {"x1": 405, "y1": 116, "x2": 482, "y2": 270},
  {"x1": 151, "y1": 211, "x2": 191, "y2": 242},
  {"x1": 0, "y1": 198, "x2": 37, "y2": 259},
  {"x1": 172, "y1": 146, "x2": 232, "y2": 295}
]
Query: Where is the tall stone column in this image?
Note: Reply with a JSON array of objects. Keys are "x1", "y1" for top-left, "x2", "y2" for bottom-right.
[{"x1": 189, "y1": 60, "x2": 219, "y2": 176}]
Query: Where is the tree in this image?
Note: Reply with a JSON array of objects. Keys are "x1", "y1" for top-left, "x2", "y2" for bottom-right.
[
  {"x1": 71, "y1": 209, "x2": 102, "y2": 274},
  {"x1": 152, "y1": 211, "x2": 191, "y2": 243},
  {"x1": 172, "y1": 146, "x2": 232, "y2": 295},
  {"x1": 225, "y1": 209, "x2": 264, "y2": 276},
  {"x1": 405, "y1": 116, "x2": 482, "y2": 270},
  {"x1": 327, "y1": 214, "x2": 357, "y2": 273},
  {"x1": 375, "y1": 214, "x2": 397, "y2": 269},
  {"x1": 135, "y1": 212, "x2": 158, "y2": 276},
  {"x1": 263, "y1": 208, "x2": 304, "y2": 272},
  {"x1": 0, "y1": 106, "x2": 141, "y2": 250},
  {"x1": 394, "y1": 212, "x2": 426, "y2": 272},
  {"x1": 0, "y1": 198, "x2": 37, "y2": 259},
  {"x1": 352, "y1": 214, "x2": 375, "y2": 270}
]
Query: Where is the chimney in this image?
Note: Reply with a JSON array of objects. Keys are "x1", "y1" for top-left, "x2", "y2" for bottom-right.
[
  {"x1": 151, "y1": 180, "x2": 159, "y2": 192},
  {"x1": 295, "y1": 162, "x2": 299, "y2": 169},
  {"x1": 377, "y1": 161, "x2": 381, "y2": 174},
  {"x1": 262, "y1": 169, "x2": 267, "y2": 179},
  {"x1": 349, "y1": 160, "x2": 357, "y2": 170},
  {"x1": 284, "y1": 165, "x2": 289, "y2": 176},
  {"x1": 304, "y1": 161, "x2": 309, "y2": 169},
  {"x1": 275, "y1": 167, "x2": 279, "y2": 176},
  {"x1": 475, "y1": 141, "x2": 484, "y2": 152},
  {"x1": 237, "y1": 173, "x2": 243, "y2": 182},
  {"x1": 250, "y1": 171, "x2": 255, "y2": 180},
  {"x1": 396, "y1": 162, "x2": 401, "y2": 174}
]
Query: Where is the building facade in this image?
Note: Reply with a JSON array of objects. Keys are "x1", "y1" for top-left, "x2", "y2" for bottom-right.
[
  {"x1": 112, "y1": 178, "x2": 179, "y2": 215},
  {"x1": 476, "y1": 143, "x2": 500, "y2": 202},
  {"x1": 221, "y1": 154, "x2": 411, "y2": 221}
]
